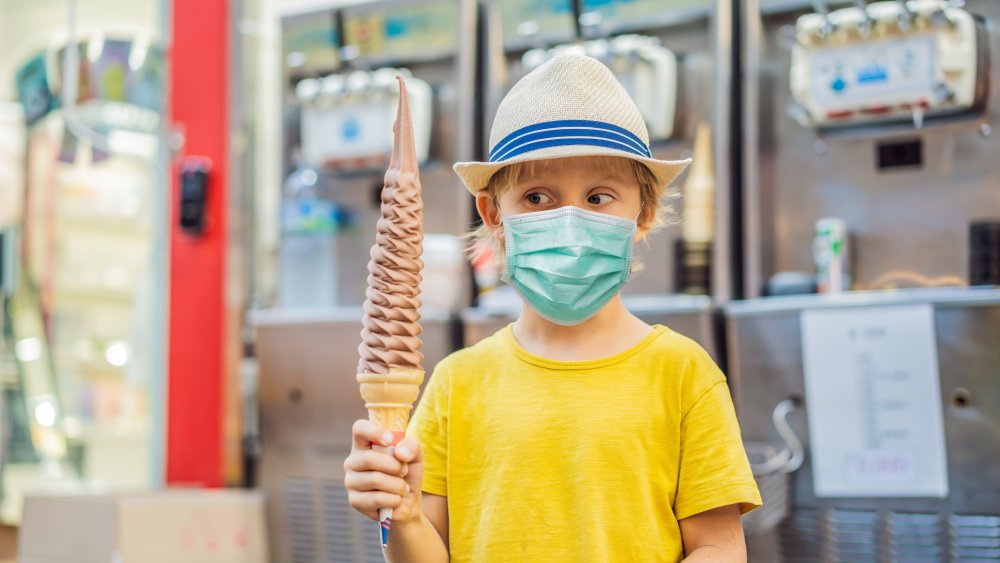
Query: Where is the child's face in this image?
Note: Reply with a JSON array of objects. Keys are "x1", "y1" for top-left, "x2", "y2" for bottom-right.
[{"x1": 478, "y1": 156, "x2": 648, "y2": 242}]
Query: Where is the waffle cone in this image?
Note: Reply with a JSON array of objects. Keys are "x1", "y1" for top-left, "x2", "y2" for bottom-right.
[{"x1": 357, "y1": 369, "x2": 425, "y2": 431}]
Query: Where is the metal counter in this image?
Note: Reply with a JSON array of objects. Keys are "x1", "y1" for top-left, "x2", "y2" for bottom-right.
[
  {"x1": 725, "y1": 287, "x2": 1000, "y2": 562},
  {"x1": 251, "y1": 307, "x2": 455, "y2": 563}
]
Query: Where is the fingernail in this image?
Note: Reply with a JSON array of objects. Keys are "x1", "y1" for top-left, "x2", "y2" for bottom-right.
[
  {"x1": 396, "y1": 445, "x2": 411, "y2": 458},
  {"x1": 382, "y1": 432, "x2": 394, "y2": 445}
]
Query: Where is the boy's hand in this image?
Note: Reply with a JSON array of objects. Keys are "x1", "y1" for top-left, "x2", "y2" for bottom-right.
[{"x1": 344, "y1": 419, "x2": 425, "y2": 525}]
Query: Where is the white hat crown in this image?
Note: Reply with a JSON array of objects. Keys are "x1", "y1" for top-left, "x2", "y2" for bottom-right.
[
  {"x1": 488, "y1": 54, "x2": 651, "y2": 155},
  {"x1": 453, "y1": 53, "x2": 690, "y2": 194}
]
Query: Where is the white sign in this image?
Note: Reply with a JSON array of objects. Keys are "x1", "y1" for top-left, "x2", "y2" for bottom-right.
[{"x1": 800, "y1": 304, "x2": 948, "y2": 498}]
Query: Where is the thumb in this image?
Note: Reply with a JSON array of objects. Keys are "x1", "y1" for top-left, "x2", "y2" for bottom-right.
[{"x1": 394, "y1": 437, "x2": 423, "y2": 492}]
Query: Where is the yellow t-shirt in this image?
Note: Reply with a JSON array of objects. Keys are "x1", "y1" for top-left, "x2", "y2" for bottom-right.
[{"x1": 408, "y1": 324, "x2": 761, "y2": 562}]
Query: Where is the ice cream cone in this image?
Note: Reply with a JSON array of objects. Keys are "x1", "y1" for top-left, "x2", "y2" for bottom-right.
[
  {"x1": 356, "y1": 75, "x2": 424, "y2": 549},
  {"x1": 358, "y1": 369, "x2": 425, "y2": 547},
  {"x1": 357, "y1": 369, "x2": 425, "y2": 431}
]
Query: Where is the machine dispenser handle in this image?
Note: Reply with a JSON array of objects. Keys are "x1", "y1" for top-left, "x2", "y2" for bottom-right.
[
  {"x1": 750, "y1": 398, "x2": 806, "y2": 477},
  {"x1": 810, "y1": 0, "x2": 836, "y2": 37},
  {"x1": 930, "y1": 1, "x2": 957, "y2": 28},
  {"x1": 896, "y1": 0, "x2": 915, "y2": 31},
  {"x1": 853, "y1": 0, "x2": 875, "y2": 36}
]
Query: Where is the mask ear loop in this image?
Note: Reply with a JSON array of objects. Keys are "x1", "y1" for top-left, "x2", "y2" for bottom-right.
[
  {"x1": 632, "y1": 201, "x2": 648, "y2": 225},
  {"x1": 623, "y1": 206, "x2": 645, "y2": 283}
]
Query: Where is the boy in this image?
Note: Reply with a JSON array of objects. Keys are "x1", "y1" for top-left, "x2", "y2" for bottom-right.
[{"x1": 345, "y1": 54, "x2": 761, "y2": 562}]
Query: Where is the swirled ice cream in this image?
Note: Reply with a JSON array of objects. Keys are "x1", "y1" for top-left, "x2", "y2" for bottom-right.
[{"x1": 358, "y1": 76, "x2": 424, "y2": 375}]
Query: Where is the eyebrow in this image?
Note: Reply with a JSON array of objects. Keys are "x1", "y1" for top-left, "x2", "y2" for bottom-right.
[{"x1": 591, "y1": 174, "x2": 630, "y2": 183}]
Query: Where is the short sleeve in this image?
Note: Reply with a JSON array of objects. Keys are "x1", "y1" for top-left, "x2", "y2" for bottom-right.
[
  {"x1": 407, "y1": 362, "x2": 450, "y2": 496},
  {"x1": 674, "y1": 371, "x2": 762, "y2": 520}
]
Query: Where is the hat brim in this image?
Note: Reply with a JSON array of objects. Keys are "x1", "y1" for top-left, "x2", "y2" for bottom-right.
[{"x1": 453, "y1": 145, "x2": 692, "y2": 195}]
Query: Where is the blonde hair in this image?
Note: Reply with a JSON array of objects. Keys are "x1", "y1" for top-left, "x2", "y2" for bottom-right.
[{"x1": 467, "y1": 155, "x2": 677, "y2": 269}]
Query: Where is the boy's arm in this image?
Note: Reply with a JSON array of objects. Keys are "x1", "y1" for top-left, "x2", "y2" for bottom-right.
[
  {"x1": 385, "y1": 492, "x2": 449, "y2": 563},
  {"x1": 679, "y1": 504, "x2": 747, "y2": 562}
]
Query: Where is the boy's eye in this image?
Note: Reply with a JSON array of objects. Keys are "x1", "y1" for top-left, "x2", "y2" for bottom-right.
[
  {"x1": 587, "y1": 193, "x2": 613, "y2": 205},
  {"x1": 525, "y1": 191, "x2": 552, "y2": 205}
]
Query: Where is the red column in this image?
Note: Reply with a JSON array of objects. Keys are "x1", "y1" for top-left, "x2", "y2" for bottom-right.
[{"x1": 166, "y1": 0, "x2": 228, "y2": 486}]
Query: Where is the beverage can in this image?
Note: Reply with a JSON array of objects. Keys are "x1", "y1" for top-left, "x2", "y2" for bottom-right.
[{"x1": 814, "y1": 218, "x2": 848, "y2": 293}]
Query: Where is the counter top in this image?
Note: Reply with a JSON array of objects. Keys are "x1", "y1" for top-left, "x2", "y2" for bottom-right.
[{"x1": 724, "y1": 286, "x2": 1000, "y2": 317}]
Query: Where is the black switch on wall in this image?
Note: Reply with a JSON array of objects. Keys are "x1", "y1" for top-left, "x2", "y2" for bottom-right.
[
  {"x1": 877, "y1": 139, "x2": 923, "y2": 170},
  {"x1": 179, "y1": 157, "x2": 212, "y2": 234}
]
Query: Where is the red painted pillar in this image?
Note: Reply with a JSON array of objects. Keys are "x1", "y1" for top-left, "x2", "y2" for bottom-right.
[{"x1": 166, "y1": 0, "x2": 228, "y2": 486}]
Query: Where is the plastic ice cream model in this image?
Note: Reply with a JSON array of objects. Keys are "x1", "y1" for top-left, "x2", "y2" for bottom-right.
[
  {"x1": 678, "y1": 122, "x2": 715, "y2": 295},
  {"x1": 357, "y1": 76, "x2": 425, "y2": 548}
]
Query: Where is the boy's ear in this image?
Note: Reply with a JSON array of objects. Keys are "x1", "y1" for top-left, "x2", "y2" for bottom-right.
[{"x1": 475, "y1": 192, "x2": 503, "y2": 236}]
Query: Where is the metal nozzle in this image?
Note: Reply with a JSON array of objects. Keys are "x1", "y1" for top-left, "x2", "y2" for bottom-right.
[
  {"x1": 853, "y1": 0, "x2": 874, "y2": 37},
  {"x1": 779, "y1": 24, "x2": 805, "y2": 50},
  {"x1": 930, "y1": 9, "x2": 950, "y2": 27},
  {"x1": 896, "y1": 0, "x2": 915, "y2": 32},
  {"x1": 810, "y1": 0, "x2": 836, "y2": 38},
  {"x1": 930, "y1": 3, "x2": 958, "y2": 28},
  {"x1": 933, "y1": 82, "x2": 955, "y2": 104},
  {"x1": 787, "y1": 103, "x2": 812, "y2": 127}
]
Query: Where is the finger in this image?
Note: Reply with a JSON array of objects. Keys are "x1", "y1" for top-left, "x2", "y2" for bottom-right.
[
  {"x1": 352, "y1": 419, "x2": 396, "y2": 450},
  {"x1": 393, "y1": 437, "x2": 424, "y2": 494},
  {"x1": 393, "y1": 437, "x2": 423, "y2": 463},
  {"x1": 344, "y1": 450, "x2": 406, "y2": 476},
  {"x1": 348, "y1": 490, "x2": 404, "y2": 515},
  {"x1": 345, "y1": 471, "x2": 410, "y2": 496}
]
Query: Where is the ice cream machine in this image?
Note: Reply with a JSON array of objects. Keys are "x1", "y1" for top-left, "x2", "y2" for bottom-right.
[
  {"x1": 481, "y1": 0, "x2": 738, "y2": 300},
  {"x1": 789, "y1": 0, "x2": 986, "y2": 130},
  {"x1": 742, "y1": 0, "x2": 998, "y2": 297},
  {"x1": 280, "y1": 0, "x2": 476, "y2": 310}
]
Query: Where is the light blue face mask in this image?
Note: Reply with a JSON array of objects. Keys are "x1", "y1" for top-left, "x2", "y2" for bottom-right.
[{"x1": 502, "y1": 206, "x2": 637, "y2": 326}]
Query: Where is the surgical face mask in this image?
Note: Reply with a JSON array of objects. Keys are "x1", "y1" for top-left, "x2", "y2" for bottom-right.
[{"x1": 501, "y1": 206, "x2": 637, "y2": 326}]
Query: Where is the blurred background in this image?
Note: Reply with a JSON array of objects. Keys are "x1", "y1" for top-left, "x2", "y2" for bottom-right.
[{"x1": 1, "y1": 0, "x2": 999, "y2": 561}]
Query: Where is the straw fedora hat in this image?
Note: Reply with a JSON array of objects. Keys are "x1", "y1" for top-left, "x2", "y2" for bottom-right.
[{"x1": 454, "y1": 53, "x2": 691, "y2": 194}]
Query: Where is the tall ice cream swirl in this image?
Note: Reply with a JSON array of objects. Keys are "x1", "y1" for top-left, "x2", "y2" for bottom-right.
[{"x1": 358, "y1": 76, "x2": 424, "y2": 375}]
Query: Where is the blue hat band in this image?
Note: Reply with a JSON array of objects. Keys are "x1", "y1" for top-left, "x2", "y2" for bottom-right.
[{"x1": 488, "y1": 119, "x2": 652, "y2": 163}]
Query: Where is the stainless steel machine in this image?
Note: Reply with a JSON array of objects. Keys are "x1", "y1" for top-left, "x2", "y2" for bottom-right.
[
  {"x1": 727, "y1": 288, "x2": 1000, "y2": 562},
  {"x1": 252, "y1": 308, "x2": 457, "y2": 563},
  {"x1": 728, "y1": 1, "x2": 1000, "y2": 560}
]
